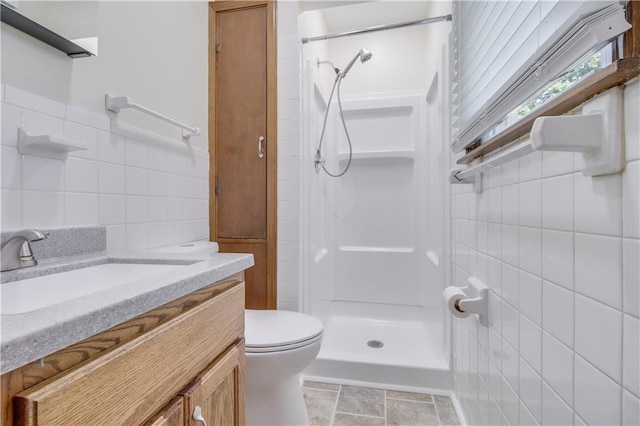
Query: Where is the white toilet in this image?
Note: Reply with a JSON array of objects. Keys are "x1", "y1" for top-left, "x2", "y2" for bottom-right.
[{"x1": 244, "y1": 309, "x2": 323, "y2": 426}]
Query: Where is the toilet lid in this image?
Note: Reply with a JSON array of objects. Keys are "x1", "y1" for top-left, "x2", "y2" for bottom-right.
[{"x1": 245, "y1": 310, "x2": 323, "y2": 349}]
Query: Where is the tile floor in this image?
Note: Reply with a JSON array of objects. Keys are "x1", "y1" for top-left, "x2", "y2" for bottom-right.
[{"x1": 303, "y1": 381, "x2": 460, "y2": 426}]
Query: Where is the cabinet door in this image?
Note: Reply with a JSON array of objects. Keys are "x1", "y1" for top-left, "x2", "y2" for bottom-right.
[
  {"x1": 214, "y1": 5, "x2": 267, "y2": 239},
  {"x1": 146, "y1": 397, "x2": 184, "y2": 426},
  {"x1": 182, "y1": 341, "x2": 245, "y2": 426}
]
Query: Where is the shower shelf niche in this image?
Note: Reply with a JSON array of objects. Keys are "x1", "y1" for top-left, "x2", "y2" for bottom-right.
[{"x1": 337, "y1": 150, "x2": 414, "y2": 165}]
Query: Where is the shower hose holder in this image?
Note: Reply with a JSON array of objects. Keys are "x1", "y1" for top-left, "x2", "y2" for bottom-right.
[{"x1": 314, "y1": 149, "x2": 325, "y2": 174}]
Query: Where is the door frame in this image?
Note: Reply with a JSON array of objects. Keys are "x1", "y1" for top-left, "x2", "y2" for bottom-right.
[{"x1": 209, "y1": 0, "x2": 278, "y2": 309}]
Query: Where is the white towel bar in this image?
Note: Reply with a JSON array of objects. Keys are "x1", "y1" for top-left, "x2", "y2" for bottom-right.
[{"x1": 105, "y1": 94, "x2": 200, "y2": 140}]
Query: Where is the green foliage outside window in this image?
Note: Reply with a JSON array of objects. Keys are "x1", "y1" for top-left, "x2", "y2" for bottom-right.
[{"x1": 516, "y1": 52, "x2": 603, "y2": 117}]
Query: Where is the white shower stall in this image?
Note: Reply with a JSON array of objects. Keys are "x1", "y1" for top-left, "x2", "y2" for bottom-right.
[{"x1": 299, "y1": 3, "x2": 453, "y2": 390}]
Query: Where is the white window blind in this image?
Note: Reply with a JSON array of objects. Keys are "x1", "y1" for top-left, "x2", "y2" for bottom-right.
[{"x1": 451, "y1": 0, "x2": 631, "y2": 152}]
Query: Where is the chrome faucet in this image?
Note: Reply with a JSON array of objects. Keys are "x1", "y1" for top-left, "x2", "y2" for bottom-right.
[{"x1": 1, "y1": 229, "x2": 47, "y2": 272}]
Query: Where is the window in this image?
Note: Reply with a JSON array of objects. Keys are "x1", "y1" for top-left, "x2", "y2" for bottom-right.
[{"x1": 451, "y1": 1, "x2": 631, "y2": 152}]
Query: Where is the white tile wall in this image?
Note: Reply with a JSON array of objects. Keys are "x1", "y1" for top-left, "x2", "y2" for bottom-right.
[
  {"x1": 451, "y1": 80, "x2": 640, "y2": 425},
  {"x1": 0, "y1": 85, "x2": 209, "y2": 252},
  {"x1": 622, "y1": 314, "x2": 639, "y2": 397},
  {"x1": 574, "y1": 233, "x2": 622, "y2": 309},
  {"x1": 276, "y1": 1, "x2": 302, "y2": 311},
  {"x1": 575, "y1": 355, "x2": 622, "y2": 425}
]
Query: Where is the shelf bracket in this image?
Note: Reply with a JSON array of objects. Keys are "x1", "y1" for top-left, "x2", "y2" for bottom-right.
[{"x1": 531, "y1": 86, "x2": 623, "y2": 176}]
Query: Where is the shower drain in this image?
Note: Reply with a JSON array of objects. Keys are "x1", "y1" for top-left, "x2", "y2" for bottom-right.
[{"x1": 367, "y1": 340, "x2": 384, "y2": 349}]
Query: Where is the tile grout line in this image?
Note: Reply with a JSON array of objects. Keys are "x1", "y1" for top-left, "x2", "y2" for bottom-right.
[
  {"x1": 433, "y1": 395, "x2": 443, "y2": 425},
  {"x1": 384, "y1": 390, "x2": 387, "y2": 426},
  {"x1": 333, "y1": 411, "x2": 386, "y2": 420},
  {"x1": 329, "y1": 384, "x2": 341, "y2": 426},
  {"x1": 386, "y1": 397, "x2": 437, "y2": 404}
]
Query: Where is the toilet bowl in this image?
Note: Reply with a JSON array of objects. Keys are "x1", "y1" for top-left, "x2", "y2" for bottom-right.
[{"x1": 245, "y1": 309, "x2": 323, "y2": 426}]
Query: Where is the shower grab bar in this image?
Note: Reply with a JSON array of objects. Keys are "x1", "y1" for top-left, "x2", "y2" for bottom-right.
[
  {"x1": 105, "y1": 94, "x2": 201, "y2": 140},
  {"x1": 301, "y1": 14, "x2": 452, "y2": 44}
]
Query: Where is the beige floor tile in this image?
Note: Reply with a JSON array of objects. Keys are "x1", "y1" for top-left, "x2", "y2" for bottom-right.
[
  {"x1": 336, "y1": 385, "x2": 385, "y2": 417},
  {"x1": 303, "y1": 388, "x2": 339, "y2": 426},
  {"x1": 434, "y1": 396, "x2": 460, "y2": 425},
  {"x1": 387, "y1": 390, "x2": 434, "y2": 403},
  {"x1": 304, "y1": 381, "x2": 341, "y2": 391},
  {"x1": 386, "y1": 398, "x2": 440, "y2": 426},
  {"x1": 333, "y1": 412, "x2": 385, "y2": 426}
]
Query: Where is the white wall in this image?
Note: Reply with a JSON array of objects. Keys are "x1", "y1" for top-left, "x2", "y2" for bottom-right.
[
  {"x1": 423, "y1": 1, "x2": 451, "y2": 85},
  {"x1": 323, "y1": 24, "x2": 430, "y2": 96},
  {"x1": 1, "y1": 1, "x2": 208, "y2": 149},
  {"x1": 277, "y1": 0, "x2": 303, "y2": 311},
  {"x1": 1, "y1": 2, "x2": 210, "y2": 251},
  {"x1": 299, "y1": 9, "x2": 331, "y2": 95},
  {"x1": 302, "y1": 1, "x2": 451, "y2": 97},
  {"x1": 450, "y1": 81, "x2": 640, "y2": 425}
]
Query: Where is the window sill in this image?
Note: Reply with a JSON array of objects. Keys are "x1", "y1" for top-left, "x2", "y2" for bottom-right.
[{"x1": 457, "y1": 57, "x2": 640, "y2": 165}]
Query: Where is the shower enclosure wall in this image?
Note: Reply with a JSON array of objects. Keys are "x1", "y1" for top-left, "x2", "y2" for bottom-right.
[{"x1": 301, "y1": 44, "x2": 452, "y2": 391}]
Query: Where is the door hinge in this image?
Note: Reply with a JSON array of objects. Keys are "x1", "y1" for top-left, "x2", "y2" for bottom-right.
[
  {"x1": 216, "y1": 44, "x2": 223, "y2": 53},
  {"x1": 215, "y1": 185, "x2": 223, "y2": 196}
]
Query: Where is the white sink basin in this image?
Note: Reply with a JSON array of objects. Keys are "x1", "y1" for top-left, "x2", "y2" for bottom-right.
[{"x1": 1, "y1": 263, "x2": 182, "y2": 315}]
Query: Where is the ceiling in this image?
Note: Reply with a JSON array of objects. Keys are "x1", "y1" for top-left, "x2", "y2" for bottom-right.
[{"x1": 301, "y1": 0, "x2": 434, "y2": 35}]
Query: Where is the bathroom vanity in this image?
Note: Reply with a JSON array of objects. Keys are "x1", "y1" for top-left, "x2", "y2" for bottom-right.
[
  {"x1": 1, "y1": 273, "x2": 245, "y2": 426},
  {"x1": 0, "y1": 229, "x2": 253, "y2": 426}
]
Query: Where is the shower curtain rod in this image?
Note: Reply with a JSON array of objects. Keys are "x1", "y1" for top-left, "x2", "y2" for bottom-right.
[{"x1": 301, "y1": 14, "x2": 452, "y2": 44}]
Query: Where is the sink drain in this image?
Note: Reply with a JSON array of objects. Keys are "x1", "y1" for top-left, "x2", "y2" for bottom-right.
[{"x1": 367, "y1": 340, "x2": 384, "y2": 349}]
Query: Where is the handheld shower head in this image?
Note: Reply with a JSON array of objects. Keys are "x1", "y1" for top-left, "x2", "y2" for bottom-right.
[{"x1": 339, "y1": 48, "x2": 373, "y2": 78}]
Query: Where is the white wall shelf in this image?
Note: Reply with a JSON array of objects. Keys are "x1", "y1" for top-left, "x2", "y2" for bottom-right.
[
  {"x1": 337, "y1": 150, "x2": 415, "y2": 165},
  {"x1": 18, "y1": 128, "x2": 87, "y2": 160}
]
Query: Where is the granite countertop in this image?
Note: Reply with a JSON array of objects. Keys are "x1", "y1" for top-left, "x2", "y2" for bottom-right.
[{"x1": 0, "y1": 230, "x2": 253, "y2": 374}]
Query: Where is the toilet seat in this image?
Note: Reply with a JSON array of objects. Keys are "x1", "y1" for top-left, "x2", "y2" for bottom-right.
[
  {"x1": 245, "y1": 310, "x2": 323, "y2": 353},
  {"x1": 245, "y1": 333, "x2": 323, "y2": 353}
]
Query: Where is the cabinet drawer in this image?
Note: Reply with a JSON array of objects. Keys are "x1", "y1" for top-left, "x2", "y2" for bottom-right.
[{"x1": 15, "y1": 282, "x2": 245, "y2": 426}]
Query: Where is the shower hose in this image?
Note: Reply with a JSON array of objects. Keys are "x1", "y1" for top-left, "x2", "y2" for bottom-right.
[{"x1": 315, "y1": 73, "x2": 353, "y2": 178}]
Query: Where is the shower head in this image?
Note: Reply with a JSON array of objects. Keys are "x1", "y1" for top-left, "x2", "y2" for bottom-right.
[
  {"x1": 317, "y1": 58, "x2": 340, "y2": 75},
  {"x1": 339, "y1": 48, "x2": 373, "y2": 78}
]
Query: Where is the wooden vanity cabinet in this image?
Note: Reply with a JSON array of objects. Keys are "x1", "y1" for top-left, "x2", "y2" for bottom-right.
[
  {"x1": 147, "y1": 340, "x2": 244, "y2": 426},
  {"x1": 146, "y1": 398, "x2": 185, "y2": 426},
  {"x1": 181, "y1": 341, "x2": 245, "y2": 426},
  {"x1": 1, "y1": 272, "x2": 246, "y2": 426}
]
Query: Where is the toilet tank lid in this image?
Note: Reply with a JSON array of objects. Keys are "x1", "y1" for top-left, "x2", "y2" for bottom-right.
[{"x1": 245, "y1": 310, "x2": 324, "y2": 348}]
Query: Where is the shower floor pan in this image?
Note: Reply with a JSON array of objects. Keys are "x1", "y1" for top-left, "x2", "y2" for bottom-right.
[{"x1": 304, "y1": 315, "x2": 452, "y2": 392}]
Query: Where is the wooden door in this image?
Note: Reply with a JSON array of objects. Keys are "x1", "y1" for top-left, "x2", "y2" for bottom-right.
[
  {"x1": 210, "y1": 1, "x2": 277, "y2": 309},
  {"x1": 181, "y1": 341, "x2": 246, "y2": 426},
  {"x1": 215, "y1": 6, "x2": 267, "y2": 239}
]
